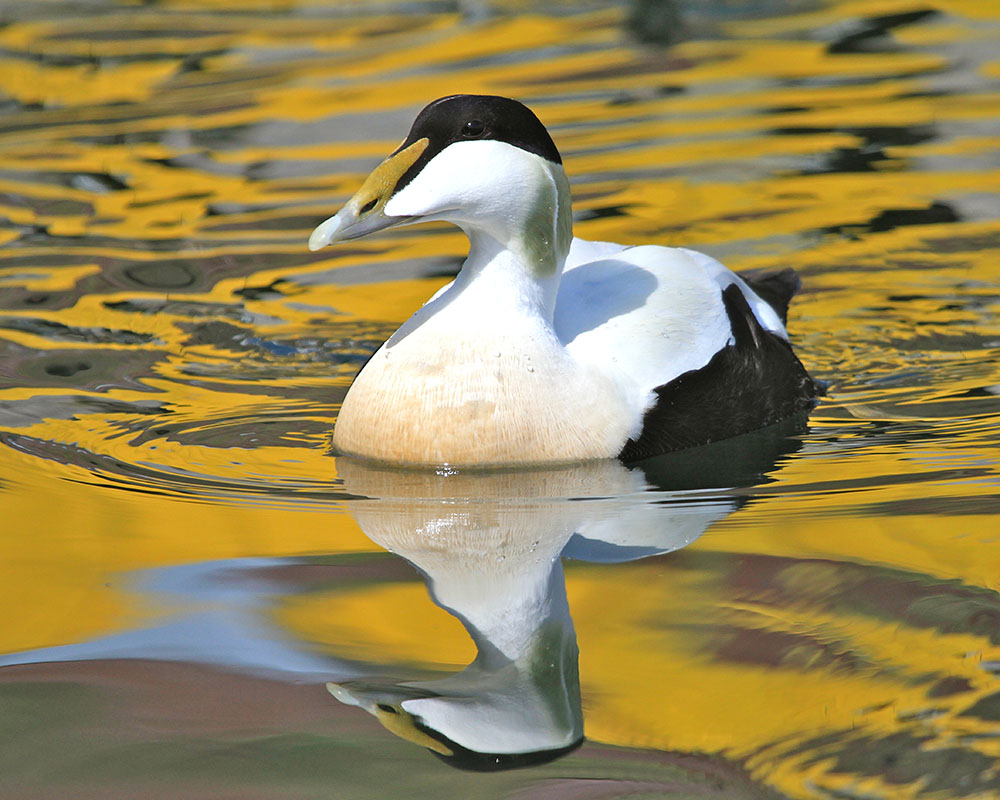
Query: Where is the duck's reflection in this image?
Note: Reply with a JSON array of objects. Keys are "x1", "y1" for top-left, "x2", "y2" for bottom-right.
[{"x1": 329, "y1": 424, "x2": 802, "y2": 770}]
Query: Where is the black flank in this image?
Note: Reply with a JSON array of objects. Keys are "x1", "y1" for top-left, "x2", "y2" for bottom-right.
[
  {"x1": 392, "y1": 95, "x2": 561, "y2": 195},
  {"x1": 618, "y1": 284, "x2": 818, "y2": 462}
]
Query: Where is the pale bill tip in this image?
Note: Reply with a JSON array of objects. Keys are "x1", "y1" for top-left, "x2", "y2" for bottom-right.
[
  {"x1": 327, "y1": 682, "x2": 370, "y2": 711},
  {"x1": 308, "y1": 214, "x2": 343, "y2": 251},
  {"x1": 326, "y1": 682, "x2": 356, "y2": 704}
]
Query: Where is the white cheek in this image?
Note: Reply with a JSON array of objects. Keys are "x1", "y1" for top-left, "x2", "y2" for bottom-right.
[{"x1": 384, "y1": 140, "x2": 534, "y2": 219}]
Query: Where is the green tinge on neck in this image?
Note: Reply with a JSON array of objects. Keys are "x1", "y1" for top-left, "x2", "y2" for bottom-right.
[{"x1": 520, "y1": 166, "x2": 573, "y2": 277}]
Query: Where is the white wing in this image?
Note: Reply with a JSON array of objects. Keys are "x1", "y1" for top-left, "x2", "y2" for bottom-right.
[{"x1": 555, "y1": 238, "x2": 783, "y2": 434}]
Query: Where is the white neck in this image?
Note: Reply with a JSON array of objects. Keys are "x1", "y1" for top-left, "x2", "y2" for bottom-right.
[
  {"x1": 451, "y1": 165, "x2": 573, "y2": 325},
  {"x1": 439, "y1": 231, "x2": 557, "y2": 327},
  {"x1": 386, "y1": 141, "x2": 574, "y2": 326}
]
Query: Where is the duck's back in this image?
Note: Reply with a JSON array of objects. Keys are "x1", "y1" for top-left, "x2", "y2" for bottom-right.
[{"x1": 555, "y1": 240, "x2": 817, "y2": 462}]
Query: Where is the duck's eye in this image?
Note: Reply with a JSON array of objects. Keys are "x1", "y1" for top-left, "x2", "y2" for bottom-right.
[{"x1": 462, "y1": 119, "x2": 486, "y2": 138}]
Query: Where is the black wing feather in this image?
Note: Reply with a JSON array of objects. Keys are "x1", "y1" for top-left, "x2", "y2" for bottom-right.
[{"x1": 618, "y1": 283, "x2": 817, "y2": 463}]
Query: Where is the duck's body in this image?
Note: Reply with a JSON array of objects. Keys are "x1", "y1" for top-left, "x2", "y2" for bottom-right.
[{"x1": 310, "y1": 95, "x2": 816, "y2": 467}]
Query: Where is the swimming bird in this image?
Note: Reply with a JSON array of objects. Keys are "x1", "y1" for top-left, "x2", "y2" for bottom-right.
[{"x1": 309, "y1": 95, "x2": 817, "y2": 467}]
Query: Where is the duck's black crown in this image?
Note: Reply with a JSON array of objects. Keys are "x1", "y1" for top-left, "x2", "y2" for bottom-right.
[{"x1": 392, "y1": 95, "x2": 562, "y2": 193}]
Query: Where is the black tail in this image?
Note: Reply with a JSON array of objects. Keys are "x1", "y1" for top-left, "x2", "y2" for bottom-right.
[{"x1": 739, "y1": 268, "x2": 801, "y2": 325}]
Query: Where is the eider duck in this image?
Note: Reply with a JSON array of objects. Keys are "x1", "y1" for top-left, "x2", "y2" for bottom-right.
[{"x1": 309, "y1": 95, "x2": 817, "y2": 467}]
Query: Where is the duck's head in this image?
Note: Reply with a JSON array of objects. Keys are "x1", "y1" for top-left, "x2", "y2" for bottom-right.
[
  {"x1": 309, "y1": 95, "x2": 571, "y2": 262},
  {"x1": 326, "y1": 678, "x2": 583, "y2": 772}
]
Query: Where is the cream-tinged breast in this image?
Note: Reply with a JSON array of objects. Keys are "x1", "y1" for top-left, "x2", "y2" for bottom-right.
[{"x1": 332, "y1": 323, "x2": 631, "y2": 467}]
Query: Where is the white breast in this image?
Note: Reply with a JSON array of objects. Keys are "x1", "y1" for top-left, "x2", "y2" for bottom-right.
[{"x1": 332, "y1": 285, "x2": 633, "y2": 466}]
